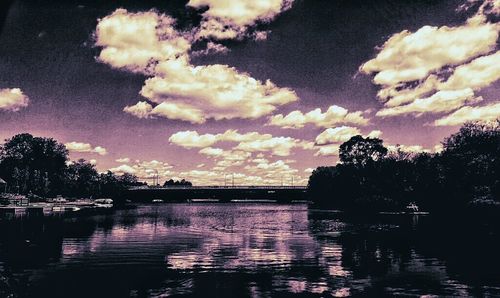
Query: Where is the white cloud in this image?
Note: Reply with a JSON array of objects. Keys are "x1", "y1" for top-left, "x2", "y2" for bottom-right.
[
  {"x1": 123, "y1": 101, "x2": 153, "y2": 118},
  {"x1": 169, "y1": 129, "x2": 272, "y2": 149},
  {"x1": 169, "y1": 131, "x2": 219, "y2": 148},
  {"x1": 110, "y1": 160, "x2": 174, "y2": 180},
  {"x1": 93, "y1": 146, "x2": 107, "y2": 156},
  {"x1": 376, "y1": 88, "x2": 481, "y2": 117},
  {"x1": 360, "y1": 2, "x2": 500, "y2": 117},
  {"x1": 149, "y1": 101, "x2": 205, "y2": 124},
  {"x1": 315, "y1": 126, "x2": 382, "y2": 147},
  {"x1": 187, "y1": 0, "x2": 294, "y2": 40},
  {"x1": 315, "y1": 126, "x2": 362, "y2": 145},
  {"x1": 0, "y1": 88, "x2": 29, "y2": 111},
  {"x1": 360, "y1": 22, "x2": 498, "y2": 87},
  {"x1": 96, "y1": 8, "x2": 299, "y2": 124},
  {"x1": 191, "y1": 41, "x2": 229, "y2": 56},
  {"x1": 235, "y1": 137, "x2": 312, "y2": 156},
  {"x1": 304, "y1": 168, "x2": 314, "y2": 173},
  {"x1": 65, "y1": 142, "x2": 108, "y2": 156},
  {"x1": 314, "y1": 144, "x2": 340, "y2": 157},
  {"x1": 199, "y1": 147, "x2": 225, "y2": 157},
  {"x1": 116, "y1": 157, "x2": 131, "y2": 163},
  {"x1": 94, "y1": 9, "x2": 191, "y2": 74},
  {"x1": 139, "y1": 59, "x2": 298, "y2": 123},
  {"x1": 268, "y1": 105, "x2": 369, "y2": 129},
  {"x1": 434, "y1": 102, "x2": 500, "y2": 126},
  {"x1": 109, "y1": 164, "x2": 137, "y2": 174},
  {"x1": 439, "y1": 51, "x2": 500, "y2": 91}
]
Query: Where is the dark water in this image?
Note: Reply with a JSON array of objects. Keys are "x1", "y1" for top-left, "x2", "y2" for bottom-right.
[{"x1": 1, "y1": 204, "x2": 499, "y2": 297}]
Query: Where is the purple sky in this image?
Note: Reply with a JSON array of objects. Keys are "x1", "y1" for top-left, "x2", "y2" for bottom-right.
[{"x1": 0, "y1": 0, "x2": 499, "y2": 185}]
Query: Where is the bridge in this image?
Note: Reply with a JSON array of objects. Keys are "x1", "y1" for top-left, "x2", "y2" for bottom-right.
[{"x1": 126, "y1": 185, "x2": 309, "y2": 203}]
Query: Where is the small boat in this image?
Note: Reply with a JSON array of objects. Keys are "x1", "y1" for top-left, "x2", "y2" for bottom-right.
[
  {"x1": 404, "y1": 202, "x2": 429, "y2": 214},
  {"x1": 93, "y1": 198, "x2": 113, "y2": 208},
  {"x1": 152, "y1": 199, "x2": 164, "y2": 203},
  {"x1": 53, "y1": 196, "x2": 67, "y2": 203}
]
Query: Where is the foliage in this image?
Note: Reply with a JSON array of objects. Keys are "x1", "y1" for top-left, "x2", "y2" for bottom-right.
[
  {"x1": 339, "y1": 135, "x2": 388, "y2": 167},
  {"x1": 308, "y1": 121, "x2": 500, "y2": 213},
  {"x1": 0, "y1": 133, "x2": 144, "y2": 200},
  {"x1": 0, "y1": 133, "x2": 68, "y2": 195},
  {"x1": 163, "y1": 179, "x2": 192, "y2": 187}
]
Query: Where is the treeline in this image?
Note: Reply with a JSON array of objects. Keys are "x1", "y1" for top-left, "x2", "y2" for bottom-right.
[
  {"x1": 0, "y1": 133, "x2": 144, "y2": 200},
  {"x1": 163, "y1": 179, "x2": 192, "y2": 187},
  {"x1": 308, "y1": 121, "x2": 500, "y2": 214}
]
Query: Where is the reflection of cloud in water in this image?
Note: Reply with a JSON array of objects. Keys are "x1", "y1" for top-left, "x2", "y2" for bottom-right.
[{"x1": 50, "y1": 205, "x2": 500, "y2": 297}]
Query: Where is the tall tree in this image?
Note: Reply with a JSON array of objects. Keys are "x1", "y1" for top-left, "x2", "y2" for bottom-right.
[
  {"x1": 339, "y1": 135, "x2": 388, "y2": 167},
  {"x1": 0, "y1": 133, "x2": 68, "y2": 195}
]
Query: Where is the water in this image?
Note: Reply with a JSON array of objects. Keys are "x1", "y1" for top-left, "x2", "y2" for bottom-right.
[{"x1": 1, "y1": 204, "x2": 499, "y2": 297}]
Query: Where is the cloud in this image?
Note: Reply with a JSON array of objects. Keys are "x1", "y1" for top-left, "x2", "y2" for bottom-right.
[
  {"x1": 360, "y1": 22, "x2": 498, "y2": 87},
  {"x1": 304, "y1": 168, "x2": 314, "y2": 173},
  {"x1": 315, "y1": 126, "x2": 382, "y2": 145},
  {"x1": 268, "y1": 105, "x2": 369, "y2": 129},
  {"x1": 65, "y1": 142, "x2": 108, "y2": 156},
  {"x1": 109, "y1": 164, "x2": 137, "y2": 174},
  {"x1": 170, "y1": 129, "x2": 313, "y2": 157},
  {"x1": 169, "y1": 131, "x2": 219, "y2": 148},
  {"x1": 314, "y1": 144, "x2": 340, "y2": 157},
  {"x1": 439, "y1": 51, "x2": 500, "y2": 91},
  {"x1": 110, "y1": 159, "x2": 174, "y2": 180},
  {"x1": 376, "y1": 88, "x2": 481, "y2": 117},
  {"x1": 169, "y1": 129, "x2": 273, "y2": 149},
  {"x1": 96, "y1": 8, "x2": 298, "y2": 124},
  {"x1": 199, "y1": 147, "x2": 225, "y2": 157},
  {"x1": 315, "y1": 126, "x2": 361, "y2": 145},
  {"x1": 138, "y1": 59, "x2": 297, "y2": 123},
  {"x1": 116, "y1": 157, "x2": 130, "y2": 163},
  {"x1": 360, "y1": 1, "x2": 500, "y2": 117},
  {"x1": 123, "y1": 101, "x2": 153, "y2": 118},
  {"x1": 200, "y1": 148, "x2": 253, "y2": 170},
  {"x1": 191, "y1": 41, "x2": 229, "y2": 56},
  {"x1": 187, "y1": 0, "x2": 294, "y2": 40},
  {"x1": 434, "y1": 102, "x2": 500, "y2": 126},
  {"x1": 94, "y1": 9, "x2": 191, "y2": 74},
  {"x1": 234, "y1": 137, "x2": 312, "y2": 156},
  {"x1": 0, "y1": 88, "x2": 29, "y2": 111}
]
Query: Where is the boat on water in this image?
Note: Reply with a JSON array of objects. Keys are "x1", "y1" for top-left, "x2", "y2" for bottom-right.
[
  {"x1": 152, "y1": 199, "x2": 164, "y2": 203},
  {"x1": 93, "y1": 198, "x2": 113, "y2": 208},
  {"x1": 379, "y1": 203, "x2": 429, "y2": 215}
]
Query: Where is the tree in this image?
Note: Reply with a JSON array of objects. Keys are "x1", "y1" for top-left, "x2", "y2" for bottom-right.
[
  {"x1": 339, "y1": 135, "x2": 388, "y2": 167},
  {"x1": 440, "y1": 121, "x2": 500, "y2": 206},
  {"x1": 64, "y1": 159, "x2": 99, "y2": 197},
  {"x1": 0, "y1": 133, "x2": 68, "y2": 195},
  {"x1": 163, "y1": 178, "x2": 192, "y2": 187}
]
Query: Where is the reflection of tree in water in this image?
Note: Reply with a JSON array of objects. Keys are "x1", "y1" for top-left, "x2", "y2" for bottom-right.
[
  {"x1": 2, "y1": 208, "x2": 500, "y2": 297},
  {"x1": 316, "y1": 214, "x2": 500, "y2": 297}
]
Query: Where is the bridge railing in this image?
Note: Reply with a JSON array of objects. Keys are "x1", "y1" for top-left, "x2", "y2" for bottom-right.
[{"x1": 129, "y1": 185, "x2": 307, "y2": 190}]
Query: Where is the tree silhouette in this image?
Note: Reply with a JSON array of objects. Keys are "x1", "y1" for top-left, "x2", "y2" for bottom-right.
[{"x1": 339, "y1": 135, "x2": 388, "y2": 167}]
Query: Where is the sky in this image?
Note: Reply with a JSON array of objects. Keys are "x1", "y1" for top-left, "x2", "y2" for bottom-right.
[{"x1": 0, "y1": 0, "x2": 499, "y2": 186}]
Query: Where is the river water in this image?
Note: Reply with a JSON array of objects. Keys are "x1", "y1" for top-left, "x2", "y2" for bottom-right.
[{"x1": 1, "y1": 204, "x2": 499, "y2": 297}]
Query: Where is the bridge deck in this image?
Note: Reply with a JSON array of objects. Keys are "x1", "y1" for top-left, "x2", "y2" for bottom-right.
[{"x1": 129, "y1": 185, "x2": 307, "y2": 191}]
